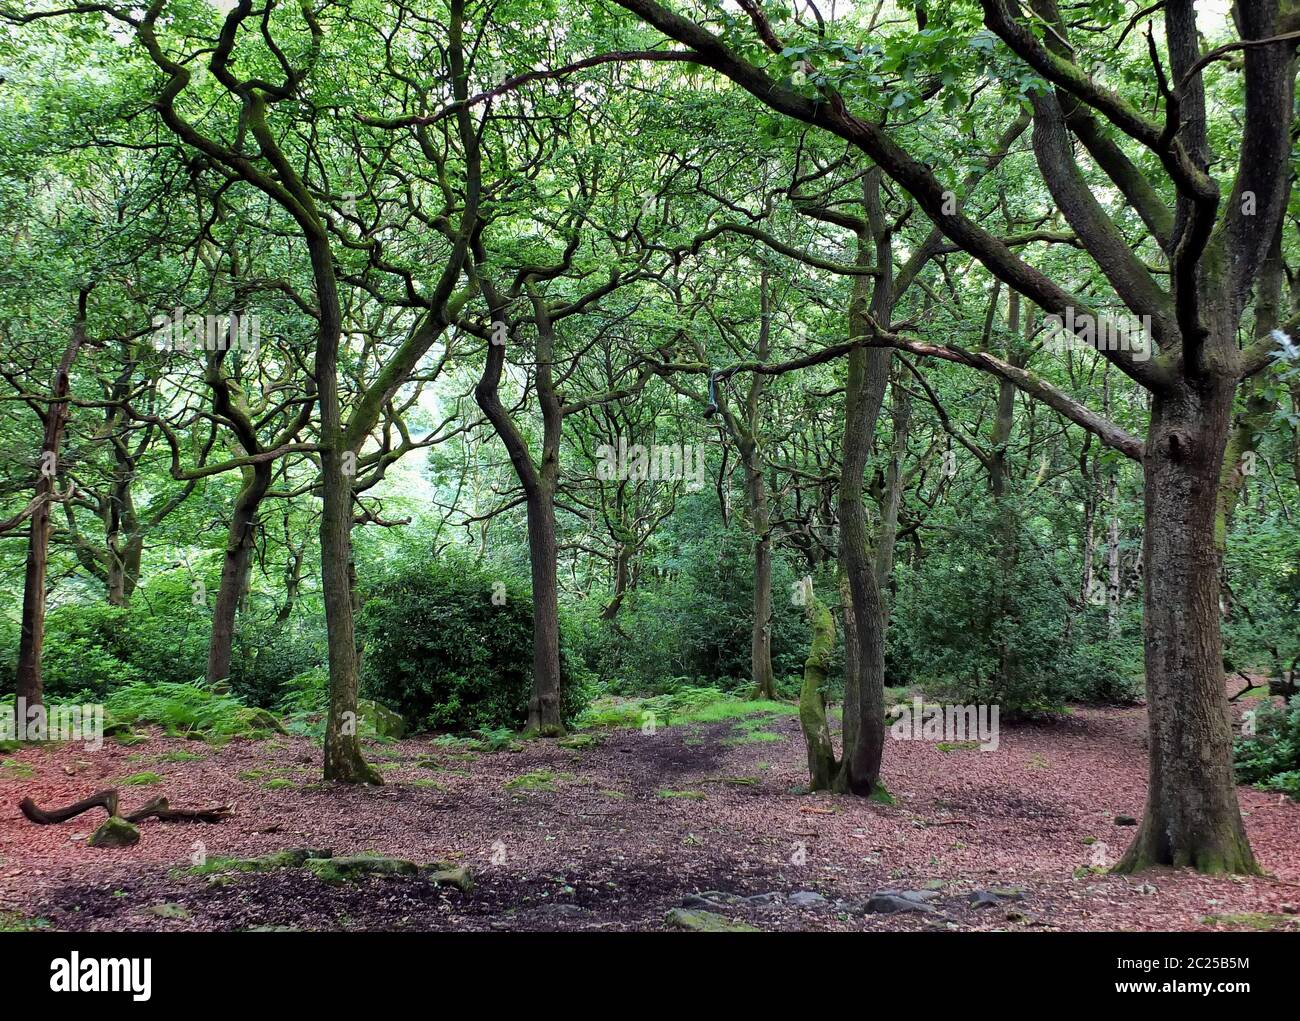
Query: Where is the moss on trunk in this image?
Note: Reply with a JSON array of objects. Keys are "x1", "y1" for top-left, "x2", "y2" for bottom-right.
[{"x1": 799, "y1": 597, "x2": 838, "y2": 791}]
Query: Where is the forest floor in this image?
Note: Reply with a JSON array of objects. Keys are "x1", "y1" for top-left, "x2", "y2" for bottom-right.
[{"x1": 2, "y1": 689, "x2": 1299, "y2": 932}]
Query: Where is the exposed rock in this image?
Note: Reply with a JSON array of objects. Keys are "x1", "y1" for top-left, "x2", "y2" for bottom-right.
[
  {"x1": 788, "y1": 890, "x2": 828, "y2": 908},
  {"x1": 425, "y1": 864, "x2": 474, "y2": 893},
  {"x1": 682, "y1": 891, "x2": 747, "y2": 909},
  {"x1": 969, "y1": 888, "x2": 1025, "y2": 908},
  {"x1": 866, "y1": 892, "x2": 935, "y2": 914},
  {"x1": 87, "y1": 816, "x2": 140, "y2": 848},
  {"x1": 146, "y1": 903, "x2": 191, "y2": 920},
  {"x1": 356, "y1": 699, "x2": 406, "y2": 739},
  {"x1": 665, "y1": 908, "x2": 761, "y2": 932},
  {"x1": 305, "y1": 854, "x2": 419, "y2": 884},
  {"x1": 194, "y1": 847, "x2": 333, "y2": 874}
]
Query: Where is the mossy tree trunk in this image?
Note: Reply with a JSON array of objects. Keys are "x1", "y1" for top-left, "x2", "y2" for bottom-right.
[{"x1": 799, "y1": 597, "x2": 838, "y2": 790}]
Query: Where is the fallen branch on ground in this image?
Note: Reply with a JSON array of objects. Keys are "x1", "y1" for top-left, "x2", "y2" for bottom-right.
[{"x1": 18, "y1": 789, "x2": 232, "y2": 826}]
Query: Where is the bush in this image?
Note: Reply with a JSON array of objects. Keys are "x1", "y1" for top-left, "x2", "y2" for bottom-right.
[
  {"x1": 227, "y1": 615, "x2": 325, "y2": 708},
  {"x1": 356, "y1": 553, "x2": 587, "y2": 732},
  {"x1": 36, "y1": 603, "x2": 141, "y2": 697},
  {"x1": 117, "y1": 571, "x2": 212, "y2": 685},
  {"x1": 1235, "y1": 695, "x2": 1300, "y2": 798},
  {"x1": 104, "y1": 681, "x2": 283, "y2": 740},
  {"x1": 888, "y1": 498, "x2": 1139, "y2": 713},
  {"x1": 566, "y1": 492, "x2": 821, "y2": 694}
]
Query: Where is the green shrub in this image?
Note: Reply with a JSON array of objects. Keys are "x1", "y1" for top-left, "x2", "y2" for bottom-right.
[
  {"x1": 105, "y1": 681, "x2": 282, "y2": 740},
  {"x1": 1235, "y1": 695, "x2": 1300, "y2": 798},
  {"x1": 356, "y1": 553, "x2": 586, "y2": 732},
  {"x1": 566, "y1": 492, "x2": 821, "y2": 695},
  {"x1": 888, "y1": 497, "x2": 1139, "y2": 713},
  {"x1": 35, "y1": 603, "x2": 140, "y2": 697}
]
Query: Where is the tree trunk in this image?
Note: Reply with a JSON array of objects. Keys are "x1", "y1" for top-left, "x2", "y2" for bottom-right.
[
  {"x1": 16, "y1": 293, "x2": 86, "y2": 712},
  {"x1": 1106, "y1": 477, "x2": 1121, "y2": 632},
  {"x1": 799, "y1": 597, "x2": 837, "y2": 790},
  {"x1": 524, "y1": 483, "x2": 565, "y2": 736},
  {"x1": 835, "y1": 344, "x2": 890, "y2": 796},
  {"x1": 206, "y1": 463, "x2": 272, "y2": 685},
  {"x1": 313, "y1": 245, "x2": 379, "y2": 785},
  {"x1": 1115, "y1": 379, "x2": 1258, "y2": 874},
  {"x1": 743, "y1": 448, "x2": 776, "y2": 700},
  {"x1": 835, "y1": 171, "x2": 891, "y2": 797},
  {"x1": 601, "y1": 542, "x2": 631, "y2": 620},
  {"x1": 873, "y1": 370, "x2": 910, "y2": 591}
]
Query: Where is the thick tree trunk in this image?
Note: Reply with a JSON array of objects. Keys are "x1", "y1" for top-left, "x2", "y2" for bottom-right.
[
  {"x1": 206, "y1": 463, "x2": 272, "y2": 685},
  {"x1": 835, "y1": 346, "x2": 889, "y2": 796},
  {"x1": 106, "y1": 553, "x2": 128, "y2": 607},
  {"x1": 525, "y1": 484, "x2": 565, "y2": 736},
  {"x1": 1115, "y1": 379, "x2": 1258, "y2": 874}
]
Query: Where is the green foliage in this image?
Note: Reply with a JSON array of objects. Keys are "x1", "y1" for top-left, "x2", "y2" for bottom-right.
[
  {"x1": 20, "y1": 604, "x2": 139, "y2": 697},
  {"x1": 105, "y1": 681, "x2": 282, "y2": 741},
  {"x1": 1235, "y1": 696, "x2": 1300, "y2": 799},
  {"x1": 889, "y1": 498, "x2": 1140, "y2": 712},
  {"x1": 115, "y1": 771, "x2": 162, "y2": 785},
  {"x1": 569, "y1": 494, "x2": 820, "y2": 694},
  {"x1": 1223, "y1": 510, "x2": 1300, "y2": 681},
  {"x1": 357, "y1": 552, "x2": 586, "y2": 732},
  {"x1": 0, "y1": 570, "x2": 318, "y2": 706}
]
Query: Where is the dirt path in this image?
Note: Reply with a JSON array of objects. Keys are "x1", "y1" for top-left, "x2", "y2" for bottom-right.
[{"x1": 2, "y1": 697, "x2": 1298, "y2": 931}]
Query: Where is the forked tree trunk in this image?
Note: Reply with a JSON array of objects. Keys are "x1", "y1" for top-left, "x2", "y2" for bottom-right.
[
  {"x1": 1115, "y1": 378, "x2": 1258, "y2": 874},
  {"x1": 835, "y1": 171, "x2": 891, "y2": 797}
]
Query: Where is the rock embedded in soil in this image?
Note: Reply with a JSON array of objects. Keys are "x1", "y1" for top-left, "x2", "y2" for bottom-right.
[
  {"x1": 425, "y1": 864, "x2": 474, "y2": 893},
  {"x1": 87, "y1": 816, "x2": 140, "y2": 848},
  {"x1": 665, "y1": 908, "x2": 761, "y2": 932},
  {"x1": 305, "y1": 855, "x2": 419, "y2": 884},
  {"x1": 682, "y1": 891, "x2": 747, "y2": 910},
  {"x1": 865, "y1": 892, "x2": 936, "y2": 914},
  {"x1": 302, "y1": 854, "x2": 474, "y2": 891},
  {"x1": 788, "y1": 891, "x2": 828, "y2": 908},
  {"x1": 146, "y1": 903, "x2": 190, "y2": 920}
]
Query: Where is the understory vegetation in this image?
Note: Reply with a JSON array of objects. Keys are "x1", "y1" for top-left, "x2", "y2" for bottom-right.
[{"x1": 2, "y1": 0, "x2": 1299, "y2": 906}]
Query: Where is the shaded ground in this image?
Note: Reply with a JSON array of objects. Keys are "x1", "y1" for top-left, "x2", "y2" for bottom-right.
[{"x1": 2, "y1": 693, "x2": 1298, "y2": 931}]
